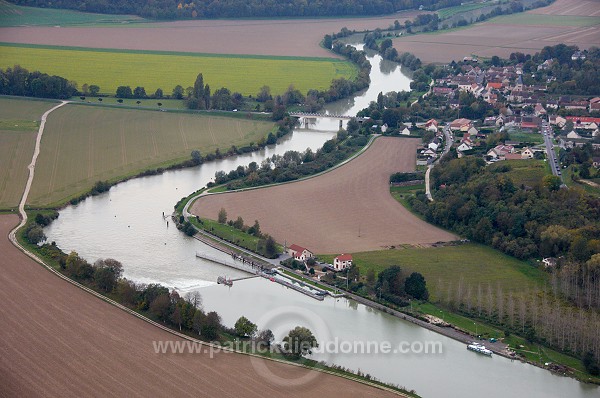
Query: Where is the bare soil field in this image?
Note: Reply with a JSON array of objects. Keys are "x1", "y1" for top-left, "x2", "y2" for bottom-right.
[
  {"x1": 0, "y1": 12, "x2": 423, "y2": 58},
  {"x1": 532, "y1": 0, "x2": 600, "y2": 16},
  {"x1": 0, "y1": 214, "x2": 399, "y2": 398},
  {"x1": 393, "y1": 0, "x2": 600, "y2": 63},
  {"x1": 191, "y1": 137, "x2": 457, "y2": 254}
]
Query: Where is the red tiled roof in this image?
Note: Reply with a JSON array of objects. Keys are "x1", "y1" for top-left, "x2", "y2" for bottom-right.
[
  {"x1": 289, "y1": 244, "x2": 306, "y2": 253},
  {"x1": 335, "y1": 254, "x2": 353, "y2": 261},
  {"x1": 566, "y1": 116, "x2": 600, "y2": 124},
  {"x1": 505, "y1": 153, "x2": 522, "y2": 160}
]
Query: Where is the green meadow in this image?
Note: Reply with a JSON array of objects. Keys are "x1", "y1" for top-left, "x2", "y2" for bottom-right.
[
  {"x1": 0, "y1": 0, "x2": 145, "y2": 27},
  {"x1": 319, "y1": 243, "x2": 546, "y2": 302},
  {"x1": 0, "y1": 43, "x2": 358, "y2": 96}
]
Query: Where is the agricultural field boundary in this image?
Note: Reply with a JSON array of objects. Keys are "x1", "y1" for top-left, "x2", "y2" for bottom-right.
[
  {"x1": 0, "y1": 43, "x2": 357, "y2": 95},
  {"x1": 2, "y1": 93, "x2": 410, "y2": 398},
  {"x1": 183, "y1": 134, "x2": 378, "y2": 218}
]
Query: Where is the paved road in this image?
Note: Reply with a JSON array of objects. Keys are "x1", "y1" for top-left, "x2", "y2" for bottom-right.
[
  {"x1": 541, "y1": 121, "x2": 566, "y2": 187},
  {"x1": 425, "y1": 123, "x2": 453, "y2": 201}
]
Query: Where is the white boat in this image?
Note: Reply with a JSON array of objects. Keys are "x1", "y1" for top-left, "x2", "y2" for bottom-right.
[{"x1": 467, "y1": 342, "x2": 492, "y2": 356}]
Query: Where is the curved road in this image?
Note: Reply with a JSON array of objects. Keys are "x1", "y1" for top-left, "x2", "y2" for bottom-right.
[{"x1": 9, "y1": 100, "x2": 69, "y2": 242}]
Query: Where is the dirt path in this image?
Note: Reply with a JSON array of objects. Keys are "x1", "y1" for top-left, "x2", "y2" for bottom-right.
[
  {"x1": 191, "y1": 137, "x2": 457, "y2": 253},
  {"x1": 0, "y1": 214, "x2": 402, "y2": 397},
  {"x1": 9, "y1": 100, "x2": 68, "y2": 240}
]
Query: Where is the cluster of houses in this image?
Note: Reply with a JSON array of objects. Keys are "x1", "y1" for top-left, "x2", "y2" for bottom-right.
[
  {"x1": 431, "y1": 60, "x2": 600, "y2": 115},
  {"x1": 286, "y1": 244, "x2": 352, "y2": 272}
]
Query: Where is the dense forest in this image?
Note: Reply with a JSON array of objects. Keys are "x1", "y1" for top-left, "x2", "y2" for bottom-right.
[
  {"x1": 10, "y1": 0, "x2": 463, "y2": 19},
  {"x1": 410, "y1": 156, "x2": 600, "y2": 263}
]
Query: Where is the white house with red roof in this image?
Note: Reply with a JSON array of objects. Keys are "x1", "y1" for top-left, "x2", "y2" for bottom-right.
[
  {"x1": 425, "y1": 119, "x2": 438, "y2": 132},
  {"x1": 566, "y1": 116, "x2": 600, "y2": 130},
  {"x1": 333, "y1": 254, "x2": 353, "y2": 271},
  {"x1": 287, "y1": 244, "x2": 313, "y2": 261}
]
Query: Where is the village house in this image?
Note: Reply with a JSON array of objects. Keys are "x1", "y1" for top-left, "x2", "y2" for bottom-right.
[
  {"x1": 534, "y1": 104, "x2": 547, "y2": 117},
  {"x1": 450, "y1": 118, "x2": 472, "y2": 131},
  {"x1": 428, "y1": 141, "x2": 439, "y2": 151},
  {"x1": 564, "y1": 101, "x2": 589, "y2": 111},
  {"x1": 505, "y1": 153, "x2": 522, "y2": 161},
  {"x1": 521, "y1": 147, "x2": 534, "y2": 159},
  {"x1": 457, "y1": 142, "x2": 472, "y2": 152},
  {"x1": 333, "y1": 254, "x2": 353, "y2": 271},
  {"x1": 487, "y1": 144, "x2": 515, "y2": 160},
  {"x1": 287, "y1": 244, "x2": 313, "y2": 262},
  {"x1": 549, "y1": 115, "x2": 566, "y2": 128},
  {"x1": 521, "y1": 116, "x2": 542, "y2": 131},
  {"x1": 432, "y1": 87, "x2": 454, "y2": 97},
  {"x1": 425, "y1": 119, "x2": 438, "y2": 132},
  {"x1": 571, "y1": 51, "x2": 586, "y2": 61},
  {"x1": 566, "y1": 116, "x2": 600, "y2": 130}
]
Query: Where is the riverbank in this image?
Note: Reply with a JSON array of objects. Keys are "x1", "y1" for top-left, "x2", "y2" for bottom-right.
[{"x1": 4, "y1": 214, "x2": 413, "y2": 397}]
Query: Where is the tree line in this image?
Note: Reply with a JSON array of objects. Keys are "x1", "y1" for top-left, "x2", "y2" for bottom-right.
[
  {"x1": 433, "y1": 275, "x2": 600, "y2": 374},
  {"x1": 22, "y1": 214, "x2": 276, "y2": 342},
  {"x1": 0, "y1": 65, "x2": 77, "y2": 99},
  {"x1": 209, "y1": 129, "x2": 369, "y2": 190},
  {"x1": 10, "y1": 0, "x2": 459, "y2": 19}
]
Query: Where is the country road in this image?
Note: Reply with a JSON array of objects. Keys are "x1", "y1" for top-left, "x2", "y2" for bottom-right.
[{"x1": 9, "y1": 100, "x2": 69, "y2": 243}]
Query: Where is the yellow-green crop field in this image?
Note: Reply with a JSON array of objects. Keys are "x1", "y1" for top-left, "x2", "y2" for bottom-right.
[
  {"x1": 0, "y1": 44, "x2": 357, "y2": 96},
  {"x1": 0, "y1": 97, "x2": 58, "y2": 209},
  {"x1": 28, "y1": 104, "x2": 274, "y2": 207}
]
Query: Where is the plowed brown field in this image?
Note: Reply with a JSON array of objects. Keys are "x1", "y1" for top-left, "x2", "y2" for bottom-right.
[
  {"x1": 0, "y1": 12, "x2": 424, "y2": 58},
  {"x1": 191, "y1": 137, "x2": 457, "y2": 254},
  {"x1": 0, "y1": 214, "x2": 400, "y2": 397},
  {"x1": 393, "y1": 0, "x2": 600, "y2": 63}
]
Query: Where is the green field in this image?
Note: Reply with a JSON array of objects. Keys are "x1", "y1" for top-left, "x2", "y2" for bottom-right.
[
  {"x1": 0, "y1": 0, "x2": 145, "y2": 27},
  {"x1": 0, "y1": 97, "x2": 58, "y2": 209},
  {"x1": 28, "y1": 104, "x2": 274, "y2": 206},
  {"x1": 435, "y1": 2, "x2": 497, "y2": 20},
  {"x1": 488, "y1": 13, "x2": 600, "y2": 27},
  {"x1": 508, "y1": 131, "x2": 544, "y2": 144},
  {"x1": 490, "y1": 159, "x2": 549, "y2": 186},
  {"x1": 321, "y1": 243, "x2": 546, "y2": 301},
  {"x1": 0, "y1": 43, "x2": 357, "y2": 96}
]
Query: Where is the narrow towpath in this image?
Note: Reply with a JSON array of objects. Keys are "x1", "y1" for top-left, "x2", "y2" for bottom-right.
[{"x1": 9, "y1": 100, "x2": 69, "y2": 242}]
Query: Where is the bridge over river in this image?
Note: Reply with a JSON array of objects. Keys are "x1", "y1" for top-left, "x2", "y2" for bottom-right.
[{"x1": 289, "y1": 112, "x2": 368, "y2": 129}]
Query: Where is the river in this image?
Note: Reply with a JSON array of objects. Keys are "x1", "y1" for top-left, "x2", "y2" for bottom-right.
[{"x1": 44, "y1": 47, "x2": 598, "y2": 398}]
